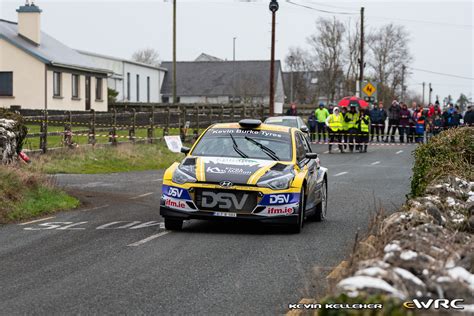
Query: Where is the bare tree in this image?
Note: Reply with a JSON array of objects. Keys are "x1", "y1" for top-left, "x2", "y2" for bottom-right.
[
  {"x1": 367, "y1": 24, "x2": 412, "y2": 103},
  {"x1": 131, "y1": 48, "x2": 161, "y2": 67},
  {"x1": 343, "y1": 19, "x2": 362, "y2": 95},
  {"x1": 285, "y1": 47, "x2": 315, "y2": 103},
  {"x1": 307, "y1": 17, "x2": 345, "y2": 103}
]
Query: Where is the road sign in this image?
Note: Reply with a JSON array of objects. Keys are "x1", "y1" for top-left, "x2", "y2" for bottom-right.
[{"x1": 362, "y1": 82, "x2": 376, "y2": 97}]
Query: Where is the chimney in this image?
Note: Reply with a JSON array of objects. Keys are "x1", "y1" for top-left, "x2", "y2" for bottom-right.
[{"x1": 17, "y1": 1, "x2": 42, "y2": 45}]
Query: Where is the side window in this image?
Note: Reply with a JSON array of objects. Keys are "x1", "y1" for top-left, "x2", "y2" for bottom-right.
[
  {"x1": 295, "y1": 133, "x2": 306, "y2": 162},
  {"x1": 301, "y1": 133, "x2": 312, "y2": 153}
]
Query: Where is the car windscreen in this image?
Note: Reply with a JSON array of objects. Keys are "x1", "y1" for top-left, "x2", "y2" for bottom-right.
[
  {"x1": 265, "y1": 118, "x2": 298, "y2": 128},
  {"x1": 191, "y1": 128, "x2": 293, "y2": 161}
]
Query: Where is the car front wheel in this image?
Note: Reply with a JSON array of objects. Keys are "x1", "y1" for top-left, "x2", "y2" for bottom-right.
[{"x1": 314, "y1": 179, "x2": 327, "y2": 221}]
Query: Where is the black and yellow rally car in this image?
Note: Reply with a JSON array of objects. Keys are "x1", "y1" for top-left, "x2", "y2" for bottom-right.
[{"x1": 160, "y1": 119, "x2": 328, "y2": 233}]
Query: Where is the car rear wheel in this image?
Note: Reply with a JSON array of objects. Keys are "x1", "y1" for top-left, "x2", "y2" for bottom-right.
[
  {"x1": 314, "y1": 179, "x2": 327, "y2": 222},
  {"x1": 289, "y1": 188, "x2": 305, "y2": 234},
  {"x1": 164, "y1": 217, "x2": 183, "y2": 231}
]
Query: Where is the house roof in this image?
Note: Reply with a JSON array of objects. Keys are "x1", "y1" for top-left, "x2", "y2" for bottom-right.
[
  {"x1": 0, "y1": 19, "x2": 110, "y2": 74},
  {"x1": 195, "y1": 53, "x2": 223, "y2": 62},
  {"x1": 77, "y1": 50, "x2": 168, "y2": 72},
  {"x1": 160, "y1": 60, "x2": 282, "y2": 97}
]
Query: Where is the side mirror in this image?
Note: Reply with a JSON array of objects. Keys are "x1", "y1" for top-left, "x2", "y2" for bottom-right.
[
  {"x1": 300, "y1": 126, "x2": 309, "y2": 133},
  {"x1": 181, "y1": 146, "x2": 191, "y2": 154},
  {"x1": 305, "y1": 152, "x2": 318, "y2": 159}
]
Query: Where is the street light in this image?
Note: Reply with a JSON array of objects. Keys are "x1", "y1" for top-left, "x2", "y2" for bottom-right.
[{"x1": 268, "y1": 0, "x2": 279, "y2": 116}]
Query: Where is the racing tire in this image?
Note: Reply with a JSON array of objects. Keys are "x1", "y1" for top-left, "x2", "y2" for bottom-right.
[
  {"x1": 314, "y1": 179, "x2": 328, "y2": 222},
  {"x1": 164, "y1": 217, "x2": 183, "y2": 231},
  {"x1": 289, "y1": 188, "x2": 305, "y2": 234}
]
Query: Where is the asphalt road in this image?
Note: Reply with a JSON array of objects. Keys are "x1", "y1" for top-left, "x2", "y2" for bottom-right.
[{"x1": 0, "y1": 143, "x2": 415, "y2": 315}]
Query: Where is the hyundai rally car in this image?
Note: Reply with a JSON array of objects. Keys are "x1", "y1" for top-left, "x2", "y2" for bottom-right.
[{"x1": 160, "y1": 119, "x2": 328, "y2": 233}]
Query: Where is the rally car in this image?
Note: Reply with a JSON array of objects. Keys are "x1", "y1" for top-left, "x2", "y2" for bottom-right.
[{"x1": 160, "y1": 119, "x2": 328, "y2": 233}]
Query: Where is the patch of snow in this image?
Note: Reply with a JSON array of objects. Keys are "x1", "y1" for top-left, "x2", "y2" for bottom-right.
[
  {"x1": 400, "y1": 250, "x2": 418, "y2": 261},
  {"x1": 384, "y1": 242, "x2": 401, "y2": 253},
  {"x1": 383, "y1": 252, "x2": 395, "y2": 261},
  {"x1": 422, "y1": 269, "x2": 429, "y2": 276},
  {"x1": 337, "y1": 276, "x2": 406, "y2": 300},
  {"x1": 446, "y1": 197, "x2": 457, "y2": 206},
  {"x1": 436, "y1": 276, "x2": 451, "y2": 283},
  {"x1": 393, "y1": 267, "x2": 425, "y2": 287},
  {"x1": 356, "y1": 267, "x2": 387, "y2": 277},
  {"x1": 447, "y1": 267, "x2": 474, "y2": 291},
  {"x1": 416, "y1": 291, "x2": 422, "y2": 297}
]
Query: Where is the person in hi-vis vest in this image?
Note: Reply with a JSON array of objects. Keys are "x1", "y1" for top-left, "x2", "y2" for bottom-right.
[{"x1": 325, "y1": 107, "x2": 345, "y2": 154}]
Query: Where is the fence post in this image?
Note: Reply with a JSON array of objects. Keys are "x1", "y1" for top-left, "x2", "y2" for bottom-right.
[
  {"x1": 39, "y1": 109, "x2": 48, "y2": 153},
  {"x1": 89, "y1": 109, "x2": 96, "y2": 145},
  {"x1": 231, "y1": 103, "x2": 235, "y2": 121},
  {"x1": 180, "y1": 105, "x2": 187, "y2": 142},
  {"x1": 110, "y1": 109, "x2": 117, "y2": 145},
  {"x1": 193, "y1": 104, "x2": 199, "y2": 142},
  {"x1": 242, "y1": 103, "x2": 247, "y2": 119},
  {"x1": 129, "y1": 109, "x2": 136, "y2": 143},
  {"x1": 164, "y1": 106, "x2": 170, "y2": 137},
  {"x1": 209, "y1": 105, "x2": 213, "y2": 126},
  {"x1": 148, "y1": 105, "x2": 155, "y2": 143},
  {"x1": 260, "y1": 104, "x2": 265, "y2": 120},
  {"x1": 64, "y1": 111, "x2": 72, "y2": 147},
  {"x1": 219, "y1": 105, "x2": 224, "y2": 122}
]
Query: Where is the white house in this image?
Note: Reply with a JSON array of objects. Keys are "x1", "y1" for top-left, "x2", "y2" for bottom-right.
[
  {"x1": 0, "y1": 3, "x2": 110, "y2": 112},
  {"x1": 78, "y1": 51, "x2": 167, "y2": 103}
]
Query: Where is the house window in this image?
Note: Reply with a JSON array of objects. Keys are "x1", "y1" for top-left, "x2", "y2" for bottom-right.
[
  {"x1": 0, "y1": 72, "x2": 13, "y2": 96},
  {"x1": 127, "y1": 72, "x2": 131, "y2": 100},
  {"x1": 72, "y1": 74, "x2": 80, "y2": 98},
  {"x1": 162, "y1": 96, "x2": 169, "y2": 103},
  {"x1": 53, "y1": 71, "x2": 61, "y2": 97},
  {"x1": 136, "y1": 74, "x2": 140, "y2": 102},
  {"x1": 147, "y1": 76, "x2": 150, "y2": 103},
  {"x1": 95, "y1": 77, "x2": 103, "y2": 100}
]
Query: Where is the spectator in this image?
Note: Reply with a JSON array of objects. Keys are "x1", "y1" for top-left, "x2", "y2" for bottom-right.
[
  {"x1": 357, "y1": 108, "x2": 370, "y2": 153},
  {"x1": 426, "y1": 117, "x2": 434, "y2": 141},
  {"x1": 408, "y1": 101, "x2": 417, "y2": 143},
  {"x1": 399, "y1": 103, "x2": 411, "y2": 143},
  {"x1": 314, "y1": 102, "x2": 330, "y2": 142},
  {"x1": 370, "y1": 101, "x2": 387, "y2": 142},
  {"x1": 325, "y1": 107, "x2": 344, "y2": 154},
  {"x1": 442, "y1": 106, "x2": 452, "y2": 128},
  {"x1": 341, "y1": 106, "x2": 349, "y2": 149},
  {"x1": 434, "y1": 101, "x2": 442, "y2": 116},
  {"x1": 451, "y1": 106, "x2": 463, "y2": 127},
  {"x1": 428, "y1": 103, "x2": 435, "y2": 117},
  {"x1": 307, "y1": 112, "x2": 317, "y2": 142},
  {"x1": 414, "y1": 105, "x2": 425, "y2": 143},
  {"x1": 344, "y1": 105, "x2": 359, "y2": 152},
  {"x1": 385, "y1": 100, "x2": 400, "y2": 142},
  {"x1": 286, "y1": 103, "x2": 298, "y2": 116},
  {"x1": 432, "y1": 114, "x2": 443, "y2": 135},
  {"x1": 464, "y1": 105, "x2": 474, "y2": 126}
]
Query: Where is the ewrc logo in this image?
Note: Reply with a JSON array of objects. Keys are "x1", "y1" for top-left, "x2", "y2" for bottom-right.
[{"x1": 403, "y1": 299, "x2": 464, "y2": 310}]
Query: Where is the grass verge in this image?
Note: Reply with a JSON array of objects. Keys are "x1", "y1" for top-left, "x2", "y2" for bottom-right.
[
  {"x1": 0, "y1": 166, "x2": 79, "y2": 224},
  {"x1": 30, "y1": 142, "x2": 183, "y2": 174}
]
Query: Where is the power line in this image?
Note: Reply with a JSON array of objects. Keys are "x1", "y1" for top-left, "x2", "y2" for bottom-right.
[
  {"x1": 285, "y1": 0, "x2": 357, "y2": 16},
  {"x1": 410, "y1": 68, "x2": 474, "y2": 80}
]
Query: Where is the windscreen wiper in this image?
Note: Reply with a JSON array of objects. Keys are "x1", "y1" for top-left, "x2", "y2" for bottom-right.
[
  {"x1": 229, "y1": 133, "x2": 249, "y2": 158},
  {"x1": 244, "y1": 136, "x2": 280, "y2": 161}
]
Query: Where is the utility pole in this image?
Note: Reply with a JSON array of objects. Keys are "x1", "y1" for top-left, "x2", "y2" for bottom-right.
[
  {"x1": 401, "y1": 65, "x2": 406, "y2": 101},
  {"x1": 232, "y1": 37, "x2": 236, "y2": 106},
  {"x1": 172, "y1": 0, "x2": 177, "y2": 103},
  {"x1": 269, "y1": 0, "x2": 279, "y2": 116},
  {"x1": 358, "y1": 7, "x2": 364, "y2": 97},
  {"x1": 422, "y1": 82, "x2": 425, "y2": 105},
  {"x1": 429, "y1": 83, "x2": 432, "y2": 104},
  {"x1": 288, "y1": 55, "x2": 294, "y2": 103}
]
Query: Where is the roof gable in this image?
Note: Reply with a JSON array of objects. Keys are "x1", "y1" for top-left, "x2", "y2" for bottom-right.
[{"x1": 0, "y1": 19, "x2": 109, "y2": 74}]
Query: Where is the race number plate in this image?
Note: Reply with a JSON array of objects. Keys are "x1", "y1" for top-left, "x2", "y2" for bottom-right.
[{"x1": 214, "y1": 212, "x2": 237, "y2": 218}]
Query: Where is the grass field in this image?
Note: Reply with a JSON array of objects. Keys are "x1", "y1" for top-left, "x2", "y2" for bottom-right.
[
  {"x1": 30, "y1": 142, "x2": 184, "y2": 174},
  {"x1": 24, "y1": 124, "x2": 198, "y2": 151}
]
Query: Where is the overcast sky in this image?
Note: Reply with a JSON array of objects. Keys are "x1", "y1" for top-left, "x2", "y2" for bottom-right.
[{"x1": 1, "y1": 0, "x2": 473, "y2": 103}]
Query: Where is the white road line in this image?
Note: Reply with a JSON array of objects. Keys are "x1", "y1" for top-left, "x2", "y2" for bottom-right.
[
  {"x1": 323, "y1": 151, "x2": 329, "y2": 154},
  {"x1": 333, "y1": 172, "x2": 348, "y2": 177},
  {"x1": 18, "y1": 216, "x2": 55, "y2": 226},
  {"x1": 371, "y1": 161, "x2": 381, "y2": 165},
  {"x1": 151, "y1": 178, "x2": 163, "y2": 182},
  {"x1": 127, "y1": 231, "x2": 169, "y2": 247},
  {"x1": 396, "y1": 150, "x2": 403, "y2": 154},
  {"x1": 81, "y1": 204, "x2": 110, "y2": 212},
  {"x1": 129, "y1": 192, "x2": 154, "y2": 200}
]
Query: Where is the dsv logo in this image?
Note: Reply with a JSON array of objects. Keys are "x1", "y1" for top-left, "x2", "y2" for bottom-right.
[
  {"x1": 168, "y1": 187, "x2": 184, "y2": 198},
  {"x1": 201, "y1": 192, "x2": 248, "y2": 209},
  {"x1": 403, "y1": 299, "x2": 464, "y2": 310},
  {"x1": 269, "y1": 194, "x2": 290, "y2": 204}
]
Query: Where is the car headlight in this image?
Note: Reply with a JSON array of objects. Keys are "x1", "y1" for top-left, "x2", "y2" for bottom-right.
[
  {"x1": 172, "y1": 166, "x2": 197, "y2": 184},
  {"x1": 257, "y1": 172, "x2": 294, "y2": 190}
]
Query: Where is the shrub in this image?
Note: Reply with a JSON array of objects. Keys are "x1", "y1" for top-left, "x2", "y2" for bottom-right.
[{"x1": 411, "y1": 127, "x2": 473, "y2": 197}]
